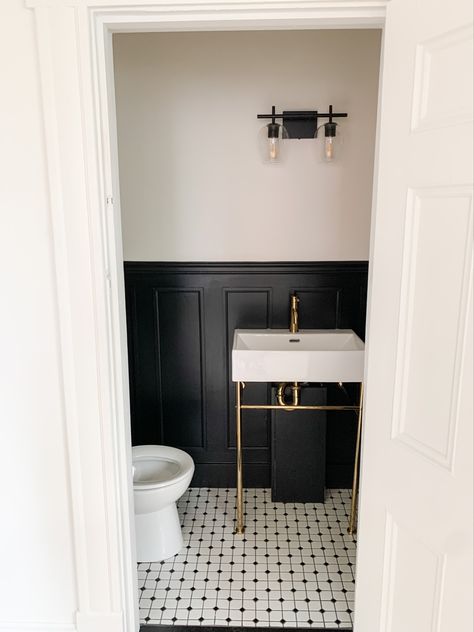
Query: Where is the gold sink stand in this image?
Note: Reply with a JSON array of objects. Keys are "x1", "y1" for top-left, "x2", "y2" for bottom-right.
[{"x1": 234, "y1": 381, "x2": 364, "y2": 537}]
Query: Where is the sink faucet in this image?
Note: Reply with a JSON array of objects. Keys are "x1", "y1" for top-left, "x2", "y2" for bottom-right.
[{"x1": 290, "y1": 293, "x2": 299, "y2": 333}]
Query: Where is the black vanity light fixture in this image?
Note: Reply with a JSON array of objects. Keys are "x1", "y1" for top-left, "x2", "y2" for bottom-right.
[{"x1": 257, "y1": 104, "x2": 348, "y2": 163}]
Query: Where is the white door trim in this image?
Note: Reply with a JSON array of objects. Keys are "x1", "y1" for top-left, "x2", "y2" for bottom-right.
[{"x1": 27, "y1": 1, "x2": 388, "y2": 630}]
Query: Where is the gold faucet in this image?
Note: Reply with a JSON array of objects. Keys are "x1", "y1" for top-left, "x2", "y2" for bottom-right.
[
  {"x1": 290, "y1": 293, "x2": 299, "y2": 333},
  {"x1": 276, "y1": 293, "x2": 301, "y2": 408}
]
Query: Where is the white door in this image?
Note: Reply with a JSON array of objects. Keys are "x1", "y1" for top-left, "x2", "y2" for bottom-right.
[{"x1": 355, "y1": 0, "x2": 473, "y2": 629}]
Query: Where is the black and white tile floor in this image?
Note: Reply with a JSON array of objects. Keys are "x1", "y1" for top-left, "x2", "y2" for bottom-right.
[{"x1": 138, "y1": 488, "x2": 356, "y2": 628}]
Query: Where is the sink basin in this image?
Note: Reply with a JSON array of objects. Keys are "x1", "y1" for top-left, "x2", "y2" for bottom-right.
[{"x1": 232, "y1": 329, "x2": 365, "y2": 383}]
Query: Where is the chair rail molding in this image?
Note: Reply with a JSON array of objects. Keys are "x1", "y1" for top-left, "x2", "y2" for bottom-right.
[{"x1": 26, "y1": 1, "x2": 387, "y2": 630}]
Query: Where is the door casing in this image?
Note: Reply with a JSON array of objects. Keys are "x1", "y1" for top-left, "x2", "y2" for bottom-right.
[{"x1": 28, "y1": 2, "x2": 388, "y2": 630}]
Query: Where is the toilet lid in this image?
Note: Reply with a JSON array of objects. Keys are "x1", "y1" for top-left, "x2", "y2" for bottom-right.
[{"x1": 133, "y1": 456, "x2": 181, "y2": 487}]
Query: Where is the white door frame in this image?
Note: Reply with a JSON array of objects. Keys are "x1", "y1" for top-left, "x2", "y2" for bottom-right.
[{"x1": 27, "y1": 1, "x2": 388, "y2": 630}]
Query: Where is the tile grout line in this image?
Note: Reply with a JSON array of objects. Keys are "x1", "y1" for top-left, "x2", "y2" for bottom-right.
[
  {"x1": 300, "y1": 502, "x2": 319, "y2": 628},
  {"x1": 139, "y1": 488, "x2": 356, "y2": 629}
]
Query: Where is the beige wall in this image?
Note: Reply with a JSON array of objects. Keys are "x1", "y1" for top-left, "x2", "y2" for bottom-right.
[{"x1": 114, "y1": 30, "x2": 381, "y2": 261}]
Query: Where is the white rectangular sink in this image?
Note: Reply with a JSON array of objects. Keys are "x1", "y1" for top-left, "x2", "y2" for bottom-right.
[{"x1": 232, "y1": 329, "x2": 365, "y2": 383}]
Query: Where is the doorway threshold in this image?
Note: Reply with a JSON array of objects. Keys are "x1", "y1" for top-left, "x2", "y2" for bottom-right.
[{"x1": 141, "y1": 627, "x2": 352, "y2": 632}]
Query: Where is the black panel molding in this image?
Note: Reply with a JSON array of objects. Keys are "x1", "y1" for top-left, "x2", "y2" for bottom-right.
[
  {"x1": 125, "y1": 261, "x2": 368, "y2": 488},
  {"x1": 153, "y1": 287, "x2": 206, "y2": 449}
]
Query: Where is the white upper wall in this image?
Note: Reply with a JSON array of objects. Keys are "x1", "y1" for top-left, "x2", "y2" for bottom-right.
[{"x1": 114, "y1": 30, "x2": 381, "y2": 261}]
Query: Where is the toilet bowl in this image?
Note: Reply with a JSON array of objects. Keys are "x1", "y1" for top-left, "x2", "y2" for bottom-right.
[{"x1": 132, "y1": 444, "x2": 194, "y2": 562}]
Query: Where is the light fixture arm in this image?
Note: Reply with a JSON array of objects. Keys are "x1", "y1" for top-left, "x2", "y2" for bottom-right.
[{"x1": 257, "y1": 104, "x2": 347, "y2": 139}]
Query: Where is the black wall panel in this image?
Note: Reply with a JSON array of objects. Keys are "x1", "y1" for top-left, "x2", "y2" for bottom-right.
[
  {"x1": 124, "y1": 262, "x2": 368, "y2": 488},
  {"x1": 225, "y1": 289, "x2": 271, "y2": 451},
  {"x1": 155, "y1": 289, "x2": 205, "y2": 448}
]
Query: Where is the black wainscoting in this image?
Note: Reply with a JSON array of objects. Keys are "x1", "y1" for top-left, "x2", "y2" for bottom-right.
[{"x1": 124, "y1": 262, "x2": 368, "y2": 488}]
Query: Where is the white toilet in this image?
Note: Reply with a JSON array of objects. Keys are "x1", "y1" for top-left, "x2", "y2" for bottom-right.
[{"x1": 132, "y1": 444, "x2": 194, "y2": 562}]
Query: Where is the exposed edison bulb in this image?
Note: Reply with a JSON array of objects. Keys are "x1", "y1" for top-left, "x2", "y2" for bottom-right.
[
  {"x1": 268, "y1": 136, "x2": 280, "y2": 162},
  {"x1": 258, "y1": 122, "x2": 286, "y2": 164},
  {"x1": 324, "y1": 136, "x2": 336, "y2": 162},
  {"x1": 322, "y1": 122, "x2": 337, "y2": 163}
]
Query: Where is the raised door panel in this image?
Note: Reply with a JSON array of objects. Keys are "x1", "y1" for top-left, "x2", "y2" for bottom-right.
[
  {"x1": 392, "y1": 187, "x2": 472, "y2": 470},
  {"x1": 411, "y1": 25, "x2": 473, "y2": 132},
  {"x1": 380, "y1": 514, "x2": 446, "y2": 632}
]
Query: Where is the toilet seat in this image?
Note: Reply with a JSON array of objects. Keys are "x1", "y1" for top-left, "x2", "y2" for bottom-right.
[{"x1": 133, "y1": 445, "x2": 194, "y2": 490}]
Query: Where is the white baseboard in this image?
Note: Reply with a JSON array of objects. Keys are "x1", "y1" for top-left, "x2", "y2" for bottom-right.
[
  {"x1": 0, "y1": 611, "x2": 125, "y2": 632},
  {"x1": 76, "y1": 612, "x2": 125, "y2": 632},
  {"x1": 0, "y1": 623, "x2": 76, "y2": 632}
]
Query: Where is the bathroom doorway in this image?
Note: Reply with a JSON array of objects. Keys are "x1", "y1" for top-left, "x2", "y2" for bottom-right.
[
  {"x1": 28, "y1": 0, "x2": 473, "y2": 627},
  {"x1": 112, "y1": 28, "x2": 381, "y2": 630}
]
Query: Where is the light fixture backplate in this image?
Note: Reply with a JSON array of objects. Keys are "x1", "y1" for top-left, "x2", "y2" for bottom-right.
[{"x1": 283, "y1": 111, "x2": 318, "y2": 139}]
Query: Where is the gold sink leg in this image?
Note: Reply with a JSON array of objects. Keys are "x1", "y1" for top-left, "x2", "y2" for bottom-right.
[
  {"x1": 235, "y1": 381, "x2": 245, "y2": 534},
  {"x1": 348, "y1": 382, "x2": 364, "y2": 536}
]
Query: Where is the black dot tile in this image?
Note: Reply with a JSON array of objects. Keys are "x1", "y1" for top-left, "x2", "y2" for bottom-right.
[{"x1": 138, "y1": 486, "x2": 356, "y2": 627}]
